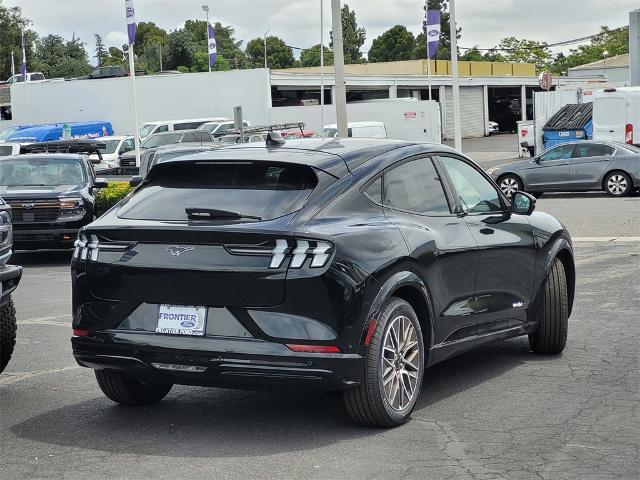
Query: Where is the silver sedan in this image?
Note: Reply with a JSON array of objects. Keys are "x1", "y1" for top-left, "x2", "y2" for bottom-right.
[{"x1": 487, "y1": 141, "x2": 640, "y2": 197}]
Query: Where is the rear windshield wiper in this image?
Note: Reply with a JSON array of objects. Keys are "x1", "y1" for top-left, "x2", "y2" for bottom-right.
[{"x1": 185, "y1": 207, "x2": 262, "y2": 221}]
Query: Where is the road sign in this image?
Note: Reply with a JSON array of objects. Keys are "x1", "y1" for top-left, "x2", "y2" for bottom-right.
[{"x1": 539, "y1": 71, "x2": 553, "y2": 91}]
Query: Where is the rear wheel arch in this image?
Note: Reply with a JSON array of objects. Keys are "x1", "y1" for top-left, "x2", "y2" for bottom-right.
[
  {"x1": 390, "y1": 285, "x2": 432, "y2": 355},
  {"x1": 602, "y1": 169, "x2": 632, "y2": 193}
]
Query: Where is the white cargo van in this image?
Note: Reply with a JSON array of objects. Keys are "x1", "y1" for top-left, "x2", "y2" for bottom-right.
[
  {"x1": 138, "y1": 117, "x2": 228, "y2": 140},
  {"x1": 593, "y1": 87, "x2": 640, "y2": 146}
]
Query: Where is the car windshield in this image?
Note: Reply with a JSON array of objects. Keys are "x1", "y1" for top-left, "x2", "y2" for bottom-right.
[
  {"x1": 0, "y1": 157, "x2": 85, "y2": 186},
  {"x1": 199, "y1": 123, "x2": 222, "y2": 133},
  {"x1": 313, "y1": 128, "x2": 337, "y2": 138},
  {"x1": 139, "y1": 124, "x2": 157, "y2": 138},
  {"x1": 119, "y1": 162, "x2": 318, "y2": 222},
  {"x1": 97, "y1": 139, "x2": 121, "y2": 154},
  {"x1": 0, "y1": 127, "x2": 19, "y2": 141},
  {"x1": 141, "y1": 133, "x2": 182, "y2": 149}
]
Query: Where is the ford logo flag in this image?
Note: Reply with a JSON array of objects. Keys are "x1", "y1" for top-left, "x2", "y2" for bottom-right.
[
  {"x1": 125, "y1": 0, "x2": 137, "y2": 45},
  {"x1": 208, "y1": 23, "x2": 217, "y2": 67},
  {"x1": 425, "y1": 10, "x2": 441, "y2": 59}
]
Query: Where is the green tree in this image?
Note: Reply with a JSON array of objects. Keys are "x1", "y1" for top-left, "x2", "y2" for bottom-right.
[
  {"x1": 211, "y1": 22, "x2": 246, "y2": 69},
  {"x1": 330, "y1": 4, "x2": 366, "y2": 64},
  {"x1": 133, "y1": 21, "x2": 167, "y2": 56},
  {"x1": 497, "y1": 36, "x2": 552, "y2": 72},
  {"x1": 299, "y1": 44, "x2": 333, "y2": 67},
  {"x1": 460, "y1": 46, "x2": 484, "y2": 61},
  {"x1": 0, "y1": 2, "x2": 33, "y2": 79},
  {"x1": 31, "y1": 34, "x2": 92, "y2": 78},
  {"x1": 369, "y1": 25, "x2": 415, "y2": 63},
  {"x1": 246, "y1": 36, "x2": 295, "y2": 69},
  {"x1": 165, "y1": 28, "x2": 197, "y2": 70},
  {"x1": 551, "y1": 26, "x2": 628, "y2": 74},
  {"x1": 94, "y1": 34, "x2": 108, "y2": 66}
]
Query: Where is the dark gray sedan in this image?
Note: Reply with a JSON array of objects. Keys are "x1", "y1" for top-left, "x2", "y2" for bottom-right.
[{"x1": 487, "y1": 141, "x2": 640, "y2": 197}]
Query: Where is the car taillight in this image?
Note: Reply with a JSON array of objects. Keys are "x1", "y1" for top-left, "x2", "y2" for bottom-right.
[
  {"x1": 226, "y1": 239, "x2": 333, "y2": 269},
  {"x1": 73, "y1": 232, "x2": 135, "y2": 262},
  {"x1": 625, "y1": 124, "x2": 633, "y2": 144},
  {"x1": 72, "y1": 328, "x2": 90, "y2": 337},
  {"x1": 286, "y1": 344, "x2": 341, "y2": 353}
]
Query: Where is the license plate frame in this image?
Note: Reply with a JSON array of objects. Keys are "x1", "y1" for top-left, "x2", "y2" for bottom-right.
[{"x1": 155, "y1": 304, "x2": 207, "y2": 336}]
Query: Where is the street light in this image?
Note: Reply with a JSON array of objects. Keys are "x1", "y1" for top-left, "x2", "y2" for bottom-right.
[
  {"x1": 264, "y1": 29, "x2": 270, "y2": 69},
  {"x1": 202, "y1": 5, "x2": 211, "y2": 73},
  {"x1": 602, "y1": 49, "x2": 609, "y2": 81}
]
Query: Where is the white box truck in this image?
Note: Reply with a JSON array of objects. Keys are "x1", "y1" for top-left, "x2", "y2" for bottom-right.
[{"x1": 593, "y1": 87, "x2": 640, "y2": 146}]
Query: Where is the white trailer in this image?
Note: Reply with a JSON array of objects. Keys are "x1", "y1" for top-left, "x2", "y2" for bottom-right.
[
  {"x1": 269, "y1": 99, "x2": 441, "y2": 143},
  {"x1": 593, "y1": 87, "x2": 640, "y2": 146}
]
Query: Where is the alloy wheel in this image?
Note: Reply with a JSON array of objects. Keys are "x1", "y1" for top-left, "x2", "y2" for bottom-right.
[
  {"x1": 381, "y1": 315, "x2": 421, "y2": 411},
  {"x1": 500, "y1": 177, "x2": 519, "y2": 197},
  {"x1": 607, "y1": 175, "x2": 628, "y2": 195}
]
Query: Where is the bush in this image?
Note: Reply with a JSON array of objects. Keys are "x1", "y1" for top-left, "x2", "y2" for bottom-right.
[{"x1": 94, "y1": 181, "x2": 133, "y2": 217}]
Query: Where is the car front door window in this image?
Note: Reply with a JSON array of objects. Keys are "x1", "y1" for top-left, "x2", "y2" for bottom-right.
[
  {"x1": 437, "y1": 156, "x2": 503, "y2": 214},
  {"x1": 540, "y1": 144, "x2": 574, "y2": 162}
]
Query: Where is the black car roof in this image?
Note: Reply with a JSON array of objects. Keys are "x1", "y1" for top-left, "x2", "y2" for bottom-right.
[{"x1": 157, "y1": 138, "x2": 460, "y2": 177}]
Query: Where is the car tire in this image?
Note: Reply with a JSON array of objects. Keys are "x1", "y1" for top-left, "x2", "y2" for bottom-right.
[
  {"x1": 498, "y1": 174, "x2": 523, "y2": 198},
  {"x1": 344, "y1": 297, "x2": 424, "y2": 428},
  {"x1": 95, "y1": 369, "x2": 173, "y2": 406},
  {"x1": 0, "y1": 300, "x2": 17, "y2": 374},
  {"x1": 529, "y1": 258, "x2": 568, "y2": 355},
  {"x1": 604, "y1": 171, "x2": 632, "y2": 197}
]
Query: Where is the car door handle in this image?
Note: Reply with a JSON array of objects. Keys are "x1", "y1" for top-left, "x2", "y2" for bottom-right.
[{"x1": 479, "y1": 228, "x2": 494, "y2": 235}]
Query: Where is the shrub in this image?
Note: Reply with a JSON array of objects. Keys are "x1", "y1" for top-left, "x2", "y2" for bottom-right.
[{"x1": 94, "y1": 181, "x2": 133, "y2": 217}]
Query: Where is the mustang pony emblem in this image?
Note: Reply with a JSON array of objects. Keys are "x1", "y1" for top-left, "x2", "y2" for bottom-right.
[{"x1": 165, "y1": 246, "x2": 196, "y2": 256}]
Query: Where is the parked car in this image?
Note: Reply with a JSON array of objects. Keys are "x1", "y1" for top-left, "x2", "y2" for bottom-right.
[
  {"x1": 2, "y1": 72, "x2": 45, "y2": 84},
  {"x1": 90, "y1": 136, "x2": 135, "y2": 173},
  {"x1": 81, "y1": 66, "x2": 126, "y2": 80},
  {"x1": 487, "y1": 140, "x2": 640, "y2": 197},
  {"x1": 593, "y1": 87, "x2": 639, "y2": 146},
  {"x1": 119, "y1": 130, "x2": 213, "y2": 174},
  {"x1": 488, "y1": 121, "x2": 499, "y2": 134},
  {"x1": 139, "y1": 143, "x2": 220, "y2": 177},
  {"x1": 0, "y1": 143, "x2": 24, "y2": 157},
  {"x1": 0, "y1": 140, "x2": 108, "y2": 250},
  {"x1": 0, "y1": 197, "x2": 23, "y2": 374},
  {"x1": 71, "y1": 138, "x2": 574, "y2": 427},
  {"x1": 139, "y1": 118, "x2": 228, "y2": 141},
  {"x1": 198, "y1": 120, "x2": 252, "y2": 137},
  {"x1": 314, "y1": 121, "x2": 388, "y2": 139},
  {"x1": 4, "y1": 121, "x2": 114, "y2": 143}
]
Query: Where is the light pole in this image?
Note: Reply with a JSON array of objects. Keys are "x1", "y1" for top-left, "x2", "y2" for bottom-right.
[
  {"x1": 602, "y1": 49, "x2": 608, "y2": 81},
  {"x1": 202, "y1": 5, "x2": 211, "y2": 73},
  {"x1": 264, "y1": 29, "x2": 270, "y2": 69}
]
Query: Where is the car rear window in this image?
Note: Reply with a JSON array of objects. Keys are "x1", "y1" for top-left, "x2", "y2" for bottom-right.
[{"x1": 118, "y1": 162, "x2": 318, "y2": 222}]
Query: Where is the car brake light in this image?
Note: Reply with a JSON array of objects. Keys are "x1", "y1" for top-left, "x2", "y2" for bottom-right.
[
  {"x1": 72, "y1": 328, "x2": 90, "y2": 337},
  {"x1": 73, "y1": 233, "x2": 135, "y2": 262},
  {"x1": 226, "y1": 239, "x2": 333, "y2": 269},
  {"x1": 625, "y1": 124, "x2": 633, "y2": 144},
  {"x1": 286, "y1": 344, "x2": 341, "y2": 353}
]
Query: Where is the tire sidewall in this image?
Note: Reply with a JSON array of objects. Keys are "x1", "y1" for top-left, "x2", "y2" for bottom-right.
[
  {"x1": 371, "y1": 300, "x2": 425, "y2": 424},
  {"x1": 499, "y1": 174, "x2": 522, "y2": 198},
  {"x1": 605, "y1": 172, "x2": 631, "y2": 197}
]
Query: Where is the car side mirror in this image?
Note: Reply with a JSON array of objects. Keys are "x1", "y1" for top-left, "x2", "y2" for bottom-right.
[
  {"x1": 130, "y1": 175, "x2": 143, "y2": 187},
  {"x1": 512, "y1": 191, "x2": 536, "y2": 215},
  {"x1": 93, "y1": 178, "x2": 109, "y2": 189}
]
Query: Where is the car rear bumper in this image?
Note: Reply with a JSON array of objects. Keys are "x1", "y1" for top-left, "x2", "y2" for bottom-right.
[{"x1": 72, "y1": 332, "x2": 363, "y2": 390}]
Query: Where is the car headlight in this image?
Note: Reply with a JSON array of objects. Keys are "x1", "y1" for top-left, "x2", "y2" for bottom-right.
[
  {"x1": 59, "y1": 197, "x2": 86, "y2": 218},
  {"x1": 0, "y1": 210, "x2": 12, "y2": 250},
  {"x1": 486, "y1": 167, "x2": 498, "y2": 175}
]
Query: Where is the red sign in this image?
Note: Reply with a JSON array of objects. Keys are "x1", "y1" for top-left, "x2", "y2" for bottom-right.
[
  {"x1": 404, "y1": 111, "x2": 417, "y2": 121},
  {"x1": 538, "y1": 71, "x2": 552, "y2": 91}
]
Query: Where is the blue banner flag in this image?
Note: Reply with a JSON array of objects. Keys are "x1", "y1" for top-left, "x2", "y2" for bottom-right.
[
  {"x1": 125, "y1": 0, "x2": 137, "y2": 45},
  {"x1": 425, "y1": 10, "x2": 441, "y2": 59},
  {"x1": 208, "y1": 23, "x2": 217, "y2": 67},
  {"x1": 19, "y1": 29, "x2": 27, "y2": 75}
]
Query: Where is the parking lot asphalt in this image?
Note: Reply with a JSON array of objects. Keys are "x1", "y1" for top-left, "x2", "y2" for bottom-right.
[{"x1": 1, "y1": 179, "x2": 638, "y2": 480}]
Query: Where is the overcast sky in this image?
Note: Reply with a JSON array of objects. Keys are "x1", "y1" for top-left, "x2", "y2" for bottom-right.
[{"x1": 6, "y1": 0, "x2": 638, "y2": 63}]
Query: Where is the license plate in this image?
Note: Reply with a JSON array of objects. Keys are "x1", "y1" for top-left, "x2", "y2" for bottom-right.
[{"x1": 156, "y1": 305, "x2": 207, "y2": 336}]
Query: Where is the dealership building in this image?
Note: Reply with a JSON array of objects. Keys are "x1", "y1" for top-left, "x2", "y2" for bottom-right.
[{"x1": 3, "y1": 59, "x2": 595, "y2": 140}]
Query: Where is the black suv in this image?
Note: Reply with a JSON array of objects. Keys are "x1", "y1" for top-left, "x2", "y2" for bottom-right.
[
  {"x1": 119, "y1": 130, "x2": 213, "y2": 174},
  {"x1": 0, "y1": 140, "x2": 108, "y2": 250},
  {"x1": 71, "y1": 138, "x2": 575, "y2": 427}
]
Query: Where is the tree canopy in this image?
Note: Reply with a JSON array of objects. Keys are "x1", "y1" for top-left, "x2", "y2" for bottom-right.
[
  {"x1": 300, "y1": 44, "x2": 334, "y2": 67},
  {"x1": 330, "y1": 4, "x2": 366, "y2": 64},
  {"x1": 246, "y1": 36, "x2": 295, "y2": 69},
  {"x1": 369, "y1": 26, "x2": 415, "y2": 63}
]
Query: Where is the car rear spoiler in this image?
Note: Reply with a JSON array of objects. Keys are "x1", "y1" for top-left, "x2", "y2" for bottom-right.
[{"x1": 20, "y1": 140, "x2": 106, "y2": 160}]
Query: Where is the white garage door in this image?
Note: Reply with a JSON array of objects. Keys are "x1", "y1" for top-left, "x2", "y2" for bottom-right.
[{"x1": 443, "y1": 86, "x2": 485, "y2": 139}]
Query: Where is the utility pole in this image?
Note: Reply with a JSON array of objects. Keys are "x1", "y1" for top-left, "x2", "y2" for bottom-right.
[
  {"x1": 320, "y1": 0, "x2": 325, "y2": 136},
  {"x1": 449, "y1": 0, "x2": 462, "y2": 151},
  {"x1": 331, "y1": 0, "x2": 348, "y2": 137},
  {"x1": 630, "y1": 9, "x2": 639, "y2": 86},
  {"x1": 202, "y1": 5, "x2": 211, "y2": 73},
  {"x1": 159, "y1": 43, "x2": 163, "y2": 71},
  {"x1": 264, "y1": 29, "x2": 270, "y2": 69}
]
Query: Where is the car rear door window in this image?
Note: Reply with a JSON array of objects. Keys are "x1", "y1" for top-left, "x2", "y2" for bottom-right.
[
  {"x1": 181, "y1": 133, "x2": 196, "y2": 142},
  {"x1": 383, "y1": 158, "x2": 450, "y2": 215},
  {"x1": 119, "y1": 162, "x2": 319, "y2": 222},
  {"x1": 572, "y1": 144, "x2": 609, "y2": 158},
  {"x1": 363, "y1": 177, "x2": 382, "y2": 204},
  {"x1": 540, "y1": 144, "x2": 574, "y2": 161},
  {"x1": 175, "y1": 122, "x2": 204, "y2": 131},
  {"x1": 438, "y1": 156, "x2": 503, "y2": 214},
  {"x1": 195, "y1": 131, "x2": 211, "y2": 142}
]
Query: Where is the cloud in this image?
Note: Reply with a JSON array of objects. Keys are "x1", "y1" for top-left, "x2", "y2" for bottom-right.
[{"x1": 104, "y1": 31, "x2": 128, "y2": 49}]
